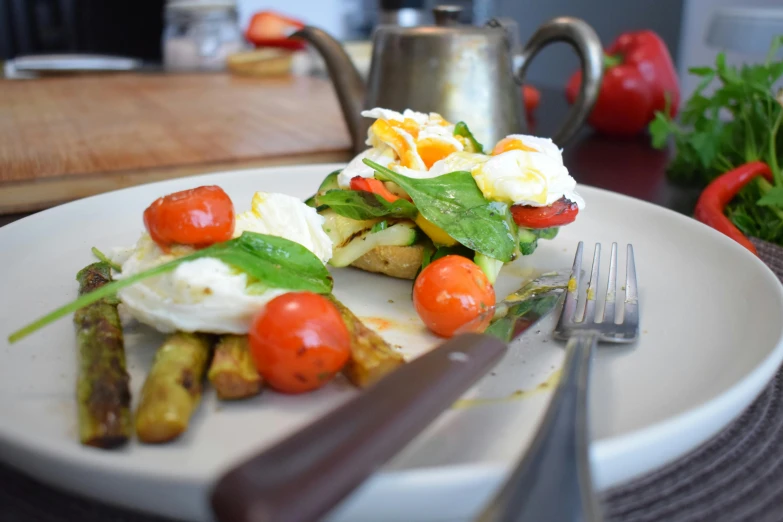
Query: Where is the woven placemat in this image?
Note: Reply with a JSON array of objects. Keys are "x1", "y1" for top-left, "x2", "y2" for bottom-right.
[
  {"x1": 603, "y1": 238, "x2": 783, "y2": 522},
  {"x1": 2, "y1": 239, "x2": 783, "y2": 522}
]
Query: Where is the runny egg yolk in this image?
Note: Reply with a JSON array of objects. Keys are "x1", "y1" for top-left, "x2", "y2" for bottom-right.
[
  {"x1": 387, "y1": 118, "x2": 421, "y2": 138},
  {"x1": 416, "y1": 138, "x2": 460, "y2": 169},
  {"x1": 370, "y1": 119, "x2": 421, "y2": 169},
  {"x1": 492, "y1": 137, "x2": 539, "y2": 155},
  {"x1": 369, "y1": 117, "x2": 458, "y2": 169}
]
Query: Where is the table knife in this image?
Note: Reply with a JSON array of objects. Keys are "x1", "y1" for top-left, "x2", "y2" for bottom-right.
[{"x1": 210, "y1": 272, "x2": 569, "y2": 522}]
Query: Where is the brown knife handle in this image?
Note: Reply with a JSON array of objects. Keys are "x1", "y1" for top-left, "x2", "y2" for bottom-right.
[{"x1": 210, "y1": 333, "x2": 507, "y2": 522}]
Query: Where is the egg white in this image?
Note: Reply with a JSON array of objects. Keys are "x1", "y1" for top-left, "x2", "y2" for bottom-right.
[
  {"x1": 114, "y1": 192, "x2": 332, "y2": 335},
  {"x1": 337, "y1": 107, "x2": 467, "y2": 188},
  {"x1": 473, "y1": 149, "x2": 585, "y2": 208}
]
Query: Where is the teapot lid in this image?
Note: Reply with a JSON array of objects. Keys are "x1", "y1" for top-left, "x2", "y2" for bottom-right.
[
  {"x1": 432, "y1": 5, "x2": 463, "y2": 27},
  {"x1": 375, "y1": 4, "x2": 494, "y2": 35}
]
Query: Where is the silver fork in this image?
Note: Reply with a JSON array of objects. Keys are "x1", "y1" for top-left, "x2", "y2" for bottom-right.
[{"x1": 476, "y1": 242, "x2": 639, "y2": 522}]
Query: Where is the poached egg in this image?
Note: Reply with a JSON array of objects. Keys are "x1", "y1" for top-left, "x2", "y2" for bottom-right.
[
  {"x1": 338, "y1": 107, "x2": 583, "y2": 209},
  {"x1": 114, "y1": 192, "x2": 332, "y2": 335},
  {"x1": 337, "y1": 108, "x2": 466, "y2": 189},
  {"x1": 450, "y1": 135, "x2": 585, "y2": 208}
]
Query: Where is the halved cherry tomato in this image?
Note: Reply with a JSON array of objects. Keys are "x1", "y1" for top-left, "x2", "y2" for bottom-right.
[
  {"x1": 246, "y1": 11, "x2": 306, "y2": 50},
  {"x1": 350, "y1": 176, "x2": 400, "y2": 203},
  {"x1": 511, "y1": 198, "x2": 579, "y2": 229},
  {"x1": 249, "y1": 292, "x2": 351, "y2": 394},
  {"x1": 143, "y1": 186, "x2": 235, "y2": 249},
  {"x1": 413, "y1": 255, "x2": 495, "y2": 338}
]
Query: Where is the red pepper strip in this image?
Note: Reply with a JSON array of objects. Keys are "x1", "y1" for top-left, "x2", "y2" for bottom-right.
[
  {"x1": 694, "y1": 161, "x2": 773, "y2": 255},
  {"x1": 349, "y1": 177, "x2": 400, "y2": 203},
  {"x1": 511, "y1": 198, "x2": 579, "y2": 229},
  {"x1": 246, "y1": 11, "x2": 306, "y2": 50},
  {"x1": 566, "y1": 30, "x2": 680, "y2": 136}
]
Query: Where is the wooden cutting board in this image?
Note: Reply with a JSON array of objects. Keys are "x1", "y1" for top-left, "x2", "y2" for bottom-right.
[{"x1": 0, "y1": 73, "x2": 353, "y2": 214}]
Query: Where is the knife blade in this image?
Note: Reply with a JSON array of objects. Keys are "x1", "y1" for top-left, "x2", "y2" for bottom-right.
[{"x1": 210, "y1": 272, "x2": 568, "y2": 522}]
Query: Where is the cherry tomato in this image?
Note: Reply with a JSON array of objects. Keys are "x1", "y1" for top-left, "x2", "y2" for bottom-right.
[
  {"x1": 511, "y1": 198, "x2": 579, "y2": 229},
  {"x1": 249, "y1": 292, "x2": 351, "y2": 394},
  {"x1": 350, "y1": 176, "x2": 400, "y2": 203},
  {"x1": 143, "y1": 186, "x2": 235, "y2": 249},
  {"x1": 413, "y1": 255, "x2": 495, "y2": 338}
]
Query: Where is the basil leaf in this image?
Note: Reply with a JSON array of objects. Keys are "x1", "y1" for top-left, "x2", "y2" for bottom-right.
[
  {"x1": 365, "y1": 159, "x2": 518, "y2": 262},
  {"x1": 485, "y1": 294, "x2": 561, "y2": 342},
  {"x1": 454, "y1": 121, "x2": 484, "y2": 153},
  {"x1": 215, "y1": 232, "x2": 333, "y2": 293},
  {"x1": 316, "y1": 189, "x2": 418, "y2": 220},
  {"x1": 8, "y1": 232, "x2": 332, "y2": 343},
  {"x1": 306, "y1": 170, "x2": 341, "y2": 209}
]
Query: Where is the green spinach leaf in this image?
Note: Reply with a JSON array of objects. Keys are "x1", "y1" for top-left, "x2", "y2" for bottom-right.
[
  {"x1": 485, "y1": 294, "x2": 561, "y2": 342},
  {"x1": 9, "y1": 232, "x2": 332, "y2": 343},
  {"x1": 316, "y1": 189, "x2": 418, "y2": 220},
  {"x1": 364, "y1": 159, "x2": 518, "y2": 261},
  {"x1": 454, "y1": 121, "x2": 484, "y2": 153}
]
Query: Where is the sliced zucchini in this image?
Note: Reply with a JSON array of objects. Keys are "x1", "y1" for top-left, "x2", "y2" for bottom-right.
[
  {"x1": 318, "y1": 171, "x2": 340, "y2": 193},
  {"x1": 320, "y1": 209, "x2": 381, "y2": 247},
  {"x1": 518, "y1": 228, "x2": 539, "y2": 256},
  {"x1": 306, "y1": 171, "x2": 342, "y2": 209},
  {"x1": 536, "y1": 227, "x2": 559, "y2": 241},
  {"x1": 474, "y1": 252, "x2": 504, "y2": 284},
  {"x1": 331, "y1": 222, "x2": 418, "y2": 267}
]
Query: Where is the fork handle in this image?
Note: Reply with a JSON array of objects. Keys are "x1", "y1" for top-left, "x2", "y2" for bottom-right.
[{"x1": 475, "y1": 331, "x2": 602, "y2": 522}]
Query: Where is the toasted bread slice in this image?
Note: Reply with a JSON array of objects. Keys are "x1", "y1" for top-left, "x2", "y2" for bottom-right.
[{"x1": 350, "y1": 245, "x2": 425, "y2": 280}]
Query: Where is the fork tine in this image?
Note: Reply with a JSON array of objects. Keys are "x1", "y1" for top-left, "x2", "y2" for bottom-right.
[
  {"x1": 602, "y1": 243, "x2": 618, "y2": 324},
  {"x1": 583, "y1": 243, "x2": 601, "y2": 323},
  {"x1": 557, "y1": 241, "x2": 584, "y2": 328},
  {"x1": 623, "y1": 244, "x2": 639, "y2": 327}
]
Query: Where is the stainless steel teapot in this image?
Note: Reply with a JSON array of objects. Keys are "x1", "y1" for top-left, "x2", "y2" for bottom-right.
[{"x1": 293, "y1": 5, "x2": 603, "y2": 154}]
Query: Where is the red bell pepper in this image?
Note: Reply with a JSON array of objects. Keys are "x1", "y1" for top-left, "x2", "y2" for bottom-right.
[
  {"x1": 350, "y1": 177, "x2": 400, "y2": 203},
  {"x1": 566, "y1": 30, "x2": 680, "y2": 136},
  {"x1": 246, "y1": 11, "x2": 305, "y2": 51},
  {"x1": 523, "y1": 85, "x2": 541, "y2": 118},
  {"x1": 511, "y1": 198, "x2": 579, "y2": 229},
  {"x1": 694, "y1": 161, "x2": 773, "y2": 255}
]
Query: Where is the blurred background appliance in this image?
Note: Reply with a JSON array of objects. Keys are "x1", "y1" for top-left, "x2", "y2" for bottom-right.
[{"x1": 0, "y1": 0, "x2": 165, "y2": 61}]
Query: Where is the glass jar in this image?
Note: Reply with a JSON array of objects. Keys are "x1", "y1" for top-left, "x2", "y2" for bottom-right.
[{"x1": 163, "y1": 0, "x2": 245, "y2": 71}]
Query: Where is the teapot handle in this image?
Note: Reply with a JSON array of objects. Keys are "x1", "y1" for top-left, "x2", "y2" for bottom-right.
[{"x1": 509, "y1": 17, "x2": 603, "y2": 146}]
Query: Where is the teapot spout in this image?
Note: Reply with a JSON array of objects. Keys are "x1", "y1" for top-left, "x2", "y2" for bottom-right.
[{"x1": 292, "y1": 26, "x2": 367, "y2": 155}]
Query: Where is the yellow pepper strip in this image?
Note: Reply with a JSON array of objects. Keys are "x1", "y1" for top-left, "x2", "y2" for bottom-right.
[{"x1": 415, "y1": 213, "x2": 457, "y2": 246}]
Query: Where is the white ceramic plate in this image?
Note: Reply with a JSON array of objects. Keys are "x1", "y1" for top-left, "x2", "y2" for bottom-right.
[{"x1": 1, "y1": 164, "x2": 782, "y2": 522}]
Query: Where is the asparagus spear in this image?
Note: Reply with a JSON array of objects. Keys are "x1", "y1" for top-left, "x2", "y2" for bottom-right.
[
  {"x1": 329, "y1": 296, "x2": 405, "y2": 388},
  {"x1": 135, "y1": 332, "x2": 213, "y2": 443},
  {"x1": 74, "y1": 262, "x2": 131, "y2": 449},
  {"x1": 208, "y1": 335, "x2": 263, "y2": 400}
]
